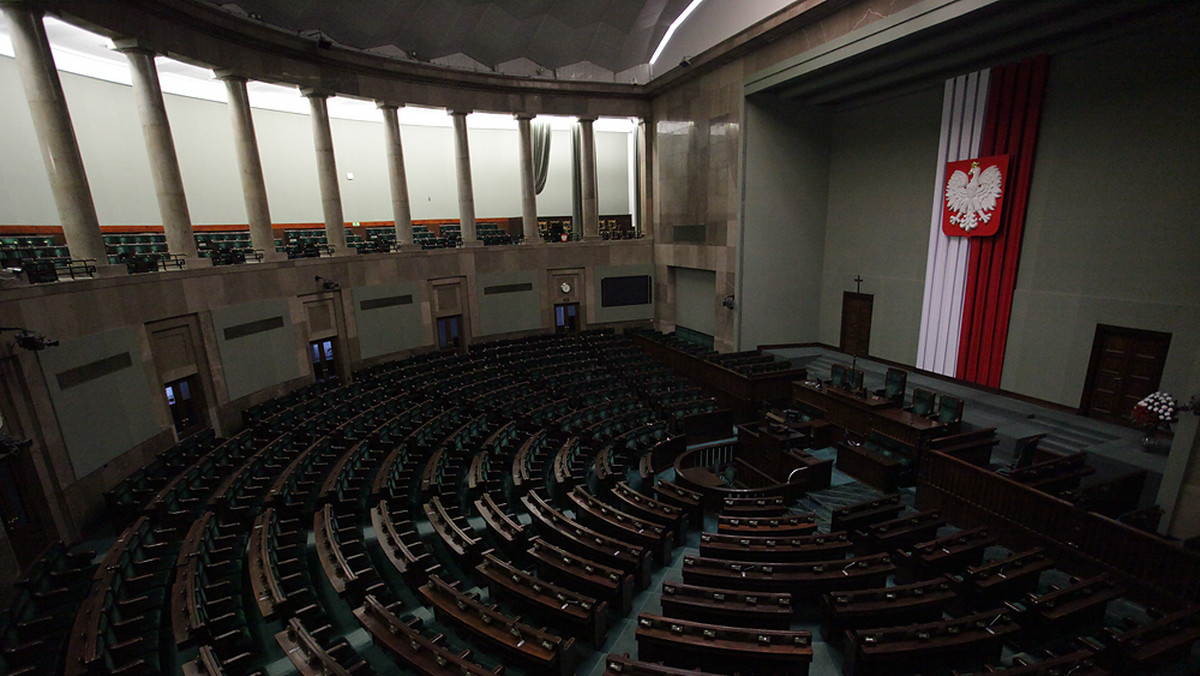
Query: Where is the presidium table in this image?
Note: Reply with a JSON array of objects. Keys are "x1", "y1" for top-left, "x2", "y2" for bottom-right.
[{"x1": 791, "y1": 380, "x2": 944, "y2": 462}]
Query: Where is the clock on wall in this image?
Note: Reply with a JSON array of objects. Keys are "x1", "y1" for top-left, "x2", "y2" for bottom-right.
[{"x1": 560, "y1": 282, "x2": 572, "y2": 294}]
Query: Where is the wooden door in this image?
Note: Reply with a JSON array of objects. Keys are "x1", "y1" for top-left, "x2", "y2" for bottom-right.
[
  {"x1": 840, "y1": 292, "x2": 873, "y2": 357},
  {"x1": 1080, "y1": 325, "x2": 1171, "y2": 424},
  {"x1": 0, "y1": 445, "x2": 54, "y2": 569}
]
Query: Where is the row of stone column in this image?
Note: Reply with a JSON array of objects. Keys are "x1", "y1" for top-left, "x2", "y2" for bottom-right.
[{"x1": 0, "y1": 1, "x2": 605, "y2": 268}]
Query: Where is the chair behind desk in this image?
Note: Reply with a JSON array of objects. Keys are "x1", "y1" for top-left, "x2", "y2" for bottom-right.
[{"x1": 908, "y1": 388, "x2": 936, "y2": 417}]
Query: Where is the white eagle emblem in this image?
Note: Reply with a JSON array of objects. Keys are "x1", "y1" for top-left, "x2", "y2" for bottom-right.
[{"x1": 945, "y1": 161, "x2": 1004, "y2": 232}]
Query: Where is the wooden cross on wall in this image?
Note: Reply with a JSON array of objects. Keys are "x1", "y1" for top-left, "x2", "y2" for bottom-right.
[{"x1": 854, "y1": 275, "x2": 863, "y2": 293}]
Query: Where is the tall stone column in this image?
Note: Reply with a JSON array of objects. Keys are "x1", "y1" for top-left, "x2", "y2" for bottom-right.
[
  {"x1": 378, "y1": 102, "x2": 414, "y2": 249},
  {"x1": 302, "y1": 89, "x2": 347, "y2": 255},
  {"x1": 1, "y1": 1, "x2": 107, "y2": 265},
  {"x1": 450, "y1": 110, "x2": 480, "y2": 247},
  {"x1": 115, "y1": 40, "x2": 199, "y2": 261},
  {"x1": 515, "y1": 114, "x2": 539, "y2": 244},
  {"x1": 216, "y1": 72, "x2": 279, "y2": 260},
  {"x1": 579, "y1": 117, "x2": 600, "y2": 241}
]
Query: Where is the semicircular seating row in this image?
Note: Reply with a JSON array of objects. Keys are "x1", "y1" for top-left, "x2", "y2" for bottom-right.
[{"x1": 5, "y1": 330, "x2": 1192, "y2": 676}]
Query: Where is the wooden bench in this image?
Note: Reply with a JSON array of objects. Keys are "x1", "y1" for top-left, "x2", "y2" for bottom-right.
[
  {"x1": 635, "y1": 613, "x2": 812, "y2": 675},
  {"x1": 660, "y1": 580, "x2": 792, "y2": 629},
  {"x1": 419, "y1": 574, "x2": 574, "y2": 676},
  {"x1": 475, "y1": 553, "x2": 607, "y2": 648},
  {"x1": 698, "y1": 531, "x2": 854, "y2": 563},
  {"x1": 354, "y1": 594, "x2": 503, "y2": 675}
]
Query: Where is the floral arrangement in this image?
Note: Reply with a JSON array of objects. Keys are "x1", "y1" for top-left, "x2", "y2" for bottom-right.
[{"x1": 1131, "y1": 392, "x2": 1198, "y2": 431}]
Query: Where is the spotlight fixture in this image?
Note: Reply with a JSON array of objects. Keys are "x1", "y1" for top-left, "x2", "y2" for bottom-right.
[
  {"x1": 722, "y1": 295, "x2": 735, "y2": 310},
  {"x1": 314, "y1": 275, "x2": 339, "y2": 291},
  {"x1": 679, "y1": 56, "x2": 692, "y2": 68},
  {"x1": 0, "y1": 327, "x2": 59, "y2": 351}
]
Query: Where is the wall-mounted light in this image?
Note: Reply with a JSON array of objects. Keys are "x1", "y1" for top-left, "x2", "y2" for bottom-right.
[
  {"x1": 722, "y1": 295, "x2": 735, "y2": 310},
  {"x1": 0, "y1": 327, "x2": 59, "y2": 351}
]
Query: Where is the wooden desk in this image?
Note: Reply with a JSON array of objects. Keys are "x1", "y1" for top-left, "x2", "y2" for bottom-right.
[
  {"x1": 611, "y1": 481, "x2": 684, "y2": 540},
  {"x1": 635, "y1": 613, "x2": 812, "y2": 675},
  {"x1": 682, "y1": 553, "x2": 895, "y2": 600},
  {"x1": 274, "y1": 618, "x2": 356, "y2": 676},
  {"x1": 654, "y1": 479, "x2": 704, "y2": 525},
  {"x1": 424, "y1": 496, "x2": 481, "y2": 562},
  {"x1": 527, "y1": 538, "x2": 632, "y2": 615},
  {"x1": 821, "y1": 577, "x2": 956, "y2": 642},
  {"x1": 370, "y1": 500, "x2": 440, "y2": 585},
  {"x1": 248, "y1": 509, "x2": 289, "y2": 620},
  {"x1": 717, "y1": 513, "x2": 817, "y2": 537},
  {"x1": 950, "y1": 548, "x2": 1053, "y2": 610},
  {"x1": 894, "y1": 526, "x2": 994, "y2": 580},
  {"x1": 476, "y1": 553, "x2": 607, "y2": 648},
  {"x1": 354, "y1": 595, "x2": 502, "y2": 676},
  {"x1": 699, "y1": 531, "x2": 854, "y2": 563},
  {"x1": 660, "y1": 581, "x2": 792, "y2": 629},
  {"x1": 792, "y1": 381, "x2": 943, "y2": 455},
  {"x1": 473, "y1": 493, "x2": 526, "y2": 549},
  {"x1": 1022, "y1": 574, "x2": 1124, "y2": 635},
  {"x1": 568, "y1": 487, "x2": 673, "y2": 563},
  {"x1": 420, "y1": 574, "x2": 574, "y2": 676},
  {"x1": 859, "y1": 510, "x2": 943, "y2": 553},
  {"x1": 844, "y1": 609, "x2": 1019, "y2": 676},
  {"x1": 1100, "y1": 605, "x2": 1200, "y2": 671},
  {"x1": 603, "y1": 653, "x2": 724, "y2": 676},
  {"x1": 522, "y1": 490, "x2": 651, "y2": 588},
  {"x1": 831, "y1": 494, "x2": 903, "y2": 533}
]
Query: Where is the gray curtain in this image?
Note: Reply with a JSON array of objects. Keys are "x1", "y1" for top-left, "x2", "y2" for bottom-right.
[{"x1": 532, "y1": 120, "x2": 551, "y2": 195}]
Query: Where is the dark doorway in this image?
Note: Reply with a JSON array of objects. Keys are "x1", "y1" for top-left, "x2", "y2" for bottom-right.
[
  {"x1": 1080, "y1": 324, "x2": 1171, "y2": 425},
  {"x1": 0, "y1": 446, "x2": 54, "y2": 569},
  {"x1": 840, "y1": 292, "x2": 873, "y2": 358},
  {"x1": 310, "y1": 338, "x2": 338, "y2": 382},
  {"x1": 437, "y1": 315, "x2": 463, "y2": 352},
  {"x1": 555, "y1": 303, "x2": 579, "y2": 334},
  {"x1": 164, "y1": 376, "x2": 205, "y2": 436}
]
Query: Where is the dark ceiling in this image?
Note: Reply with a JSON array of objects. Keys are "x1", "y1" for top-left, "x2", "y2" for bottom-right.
[{"x1": 206, "y1": 0, "x2": 697, "y2": 75}]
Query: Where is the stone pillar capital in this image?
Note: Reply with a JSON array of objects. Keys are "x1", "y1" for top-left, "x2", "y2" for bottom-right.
[
  {"x1": 299, "y1": 87, "x2": 335, "y2": 99},
  {"x1": 212, "y1": 69, "x2": 248, "y2": 83},
  {"x1": 449, "y1": 109, "x2": 472, "y2": 118},
  {"x1": 110, "y1": 37, "x2": 157, "y2": 56},
  {"x1": 376, "y1": 100, "x2": 402, "y2": 111},
  {"x1": 514, "y1": 113, "x2": 536, "y2": 121}
]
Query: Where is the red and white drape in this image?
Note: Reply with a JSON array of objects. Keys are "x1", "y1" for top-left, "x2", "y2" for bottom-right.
[{"x1": 917, "y1": 56, "x2": 1048, "y2": 388}]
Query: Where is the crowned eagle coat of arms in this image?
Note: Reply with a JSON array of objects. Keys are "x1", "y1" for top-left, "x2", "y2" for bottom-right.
[{"x1": 943, "y1": 155, "x2": 1009, "y2": 237}]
